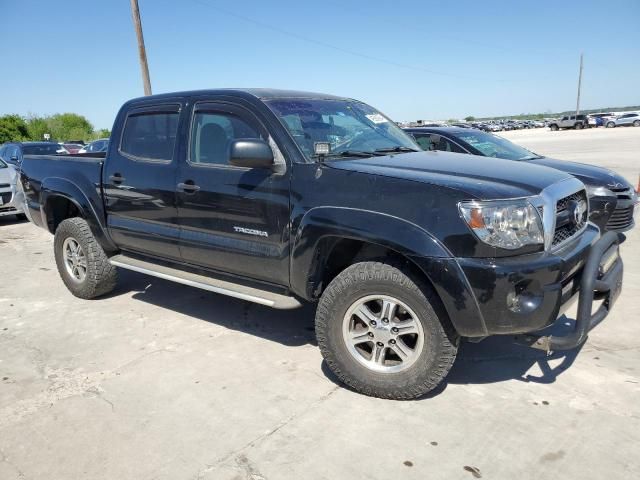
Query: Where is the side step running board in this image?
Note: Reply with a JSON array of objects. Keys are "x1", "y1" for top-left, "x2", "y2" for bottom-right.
[{"x1": 109, "y1": 254, "x2": 302, "y2": 310}]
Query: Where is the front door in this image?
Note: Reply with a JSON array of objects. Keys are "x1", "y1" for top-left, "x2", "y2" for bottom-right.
[
  {"x1": 176, "y1": 101, "x2": 291, "y2": 286},
  {"x1": 103, "y1": 102, "x2": 182, "y2": 260}
]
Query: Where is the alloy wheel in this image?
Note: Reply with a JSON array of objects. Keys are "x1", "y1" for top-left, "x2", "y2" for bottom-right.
[{"x1": 342, "y1": 295, "x2": 424, "y2": 373}]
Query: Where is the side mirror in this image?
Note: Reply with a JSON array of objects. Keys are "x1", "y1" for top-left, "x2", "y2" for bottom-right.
[
  {"x1": 229, "y1": 139, "x2": 274, "y2": 169},
  {"x1": 10, "y1": 156, "x2": 20, "y2": 164}
]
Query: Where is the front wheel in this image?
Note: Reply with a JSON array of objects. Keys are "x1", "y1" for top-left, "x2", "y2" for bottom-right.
[
  {"x1": 633, "y1": 120, "x2": 640, "y2": 127},
  {"x1": 315, "y1": 261, "x2": 458, "y2": 399},
  {"x1": 575, "y1": 123, "x2": 583, "y2": 130},
  {"x1": 54, "y1": 218, "x2": 117, "y2": 299},
  {"x1": 550, "y1": 124, "x2": 559, "y2": 131},
  {"x1": 606, "y1": 121, "x2": 616, "y2": 128}
]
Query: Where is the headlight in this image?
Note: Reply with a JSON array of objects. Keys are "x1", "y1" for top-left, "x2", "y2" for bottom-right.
[
  {"x1": 585, "y1": 185, "x2": 615, "y2": 197},
  {"x1": 459, "y1": 199, "x2": 544, "y2": 250}
]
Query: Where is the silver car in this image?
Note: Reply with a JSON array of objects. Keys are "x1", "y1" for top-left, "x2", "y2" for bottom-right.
[
  {"x1": 606, "y1": 112, "x2": 640, "y2": 128},
  {"x1": 0, "y1": 158, "x2": 26, "y2": 219}
]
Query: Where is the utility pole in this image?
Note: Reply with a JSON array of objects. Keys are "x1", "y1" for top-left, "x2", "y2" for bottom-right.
[
  {"x1": 575, "y1": 53, "x2": 583, "y2": 116},
  {"x1": 130, "y1": 0, "x2": 152, "y2": 96}
]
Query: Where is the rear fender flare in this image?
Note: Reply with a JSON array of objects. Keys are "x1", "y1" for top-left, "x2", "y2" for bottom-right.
[{"x1": 40, "y1": 177, "x2": 117, "y2": 253}]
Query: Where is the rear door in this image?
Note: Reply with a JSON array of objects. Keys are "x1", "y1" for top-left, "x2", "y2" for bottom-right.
[
  {"x1": 103, "y1": 102, "x2": 183, "y2": 260},
  {"x1": 175, "y1": 100, "x2": 291, "y2": 285}
]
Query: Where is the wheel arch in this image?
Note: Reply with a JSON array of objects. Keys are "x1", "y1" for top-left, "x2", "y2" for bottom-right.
[
  {"x1": 41, "y1": 178, "x2": 117, "y2": 253},
  {"x1": 291, "y1": 207, "x2": 488, "y2": 337}
]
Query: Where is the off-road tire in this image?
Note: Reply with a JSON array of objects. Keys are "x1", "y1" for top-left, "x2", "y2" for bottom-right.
[
  {"x1": 550, "y1": 124, "x2": 559, "y2": 131},
  {"x1": 54, "y1": 217, "x2": 117, "y2": 299},
  {"x1": 575, "y1": 122, "x2": 583, "y2": 130},
  {"x1": 315, "y1": 261, "x2": 458, "y2": 399}
]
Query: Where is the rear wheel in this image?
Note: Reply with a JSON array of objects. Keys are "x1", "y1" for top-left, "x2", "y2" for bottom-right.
[
  {"x1": 315, "y1": 261, "x2": 458, "y2": 399},
  {"x1": 633, "y1": 120, "x2": 640, "y2": 127},
  {"x1": 550, "y1": 124, "x2": 559, "y2": 131},
  {"x1": 54, "y1": 218, "x2": 117, "y2": 299},
  {"x1": 575, "y1": 122, "x2": 583, "y2": 130}
]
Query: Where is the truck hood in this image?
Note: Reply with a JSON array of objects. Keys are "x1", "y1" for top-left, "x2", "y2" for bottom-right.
[
  {"x1": 327, "y1": 151, "x2": 572, "y2": 200},
  {"x1": 527, "y1": 157, "x2": 632, "y2": 190}
]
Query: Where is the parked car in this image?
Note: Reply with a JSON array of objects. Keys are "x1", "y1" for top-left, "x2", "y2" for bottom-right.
[
  {"x1": 606, "y1": 113, "x2": 640, "y2": 128},
  {"x1": 587, "y1": 113, "x2": 614, "y2": 128},
  {"x1": 548, "y1": 115, "x2": 589, "y2": 131},
  {"x1": 405, "y1": 127, "x2": 637, "y2": 232},
  {"x1": 19, "y1": 88, "x2": 624, "y2": 399},
  {"x1": 62, "y1": 143, "x2": 85, "y2": 154},
  {"x1": 0, "y1": 157, "x2": 26, "y2": 219},
  {"x1": 78, "y1": 138, "x2": 109, "y2": 154},
  {"x1": 0, "y1": 141, "x2": 65, "y2": 166}
]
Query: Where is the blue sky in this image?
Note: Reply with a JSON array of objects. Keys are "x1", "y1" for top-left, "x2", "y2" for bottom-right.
[{"x1": 1, "y1": 0, "x2": 638, "y2": 129}]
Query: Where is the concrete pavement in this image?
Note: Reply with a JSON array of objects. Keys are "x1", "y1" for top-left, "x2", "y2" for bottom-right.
[{"x1": 1, "y1": 127, "x2": 639, "y2": 479}]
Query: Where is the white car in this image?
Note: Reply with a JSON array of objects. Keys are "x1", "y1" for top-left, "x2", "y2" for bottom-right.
[
  {"x1": 0, "y1": 158, "x2": 26, "y2": 220},
  {"x1": 606, "y1": 112, "x2": 640, "y2": 128},
  {"x1": 78, "y1": 138, "x2": 109, "y2": 154}
]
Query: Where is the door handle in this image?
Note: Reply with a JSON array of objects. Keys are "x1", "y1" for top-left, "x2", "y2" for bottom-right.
[
  {"x1": 109, "y1": 173, "x2": 125, "y2": 185},
  {"x1": 178, "y1": 182, "x2": 200, "y2": 193}
]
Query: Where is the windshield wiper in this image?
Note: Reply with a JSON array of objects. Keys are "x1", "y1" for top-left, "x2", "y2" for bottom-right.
[
  {"x1": 316, "y1": 150, "x2": 381, "y2": 159},
  {"x1": 374, "y1": 146, "x2": 419, "y2": 154}
]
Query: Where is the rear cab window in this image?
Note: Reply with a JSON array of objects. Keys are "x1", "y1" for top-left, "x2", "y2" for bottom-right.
[{"x1": 120, "y1": 105, "x2": 180, "y2": 162}]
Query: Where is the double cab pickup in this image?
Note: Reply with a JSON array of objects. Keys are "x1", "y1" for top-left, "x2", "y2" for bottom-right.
[{"x1": 18, "y1": 89, "x2": 624, "y2": 399}]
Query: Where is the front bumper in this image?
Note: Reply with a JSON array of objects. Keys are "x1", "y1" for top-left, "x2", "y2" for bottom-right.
[
  {"x1": 590, "y1": 195, "x2": 636, "y2": 233},
  {"x1": 417, "y1": 224, "x2": 623, "y2": 350},
  {"x1": 515, "y1": 231, "x2": 623, "y2": 351},
  {"x1": 0, "y1": 188, "x2": 24, "y2": 217}
]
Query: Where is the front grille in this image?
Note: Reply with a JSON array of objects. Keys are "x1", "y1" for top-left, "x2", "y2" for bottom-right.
[
  {"x1": 0, "y1": 192, "x2": 12, "y2": 204},
  {"x1": 0, "y1": 206, "x2": 17, "y2": 213},
  {"x1": 606, "y1": 205, "x2": 635, "y2": 231},
  {"x1": 552, "y1": 190, "x2": 588, "y2": 247},
  {"x1": 0, "y1": 183, "x2": 10, "y2": 188}
]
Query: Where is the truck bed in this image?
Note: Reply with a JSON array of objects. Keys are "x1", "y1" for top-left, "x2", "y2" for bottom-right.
[{"x1": 20, "y1": 153, "x2": 106, "y2": 233}]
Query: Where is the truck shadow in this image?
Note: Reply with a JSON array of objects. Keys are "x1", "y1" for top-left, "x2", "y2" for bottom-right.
[
  {"x1": 115, "y1": 269, "x2": 317, "y2": 348},
  {"x1": 115, "y1": 270, "x2": 583, "y2": 396},
  {"x1": 0, "y1": 216, "x2": 29, "y2": 227}
]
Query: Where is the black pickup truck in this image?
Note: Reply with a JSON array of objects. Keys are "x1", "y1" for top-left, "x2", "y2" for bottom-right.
[{"x1": 19, "y1": 89, "x2": 624, "y2": 399}]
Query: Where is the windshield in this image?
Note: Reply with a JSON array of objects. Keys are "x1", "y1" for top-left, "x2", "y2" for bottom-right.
[
  {"x1": 456, "y1": 130, "x2": 540, "y2": 160},
  {"x1": 22, "y1": 144, "x2": 61, "y2": 155},
  {"x1": 265, "y1": 98, "x2": 418, "y2": 159}
]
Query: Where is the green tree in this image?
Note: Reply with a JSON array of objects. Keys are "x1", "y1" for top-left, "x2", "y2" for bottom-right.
[
  {"x1": 46, "y1": 113, "x2": 94, "y2": 141},
  {"x1": 464, "y1": 116, "x2": 476, "y2": 122},
  {"x1": 92, "y1": 128, "x2": 111, "y2": 140},
  {"x1": 26, "y1": 115, "x2": 50, "y2": 141},
  {"x1": 0, "y1": 115, "x2": 29, "y2": 143}
]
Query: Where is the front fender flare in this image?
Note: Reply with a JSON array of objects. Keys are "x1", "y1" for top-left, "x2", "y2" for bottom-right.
[
  {"x1": 290, "y1": 206, "x2": 488, "y2": 337},
  {"x1": 291, "y1": 206, "x2": 450, "y2": 296}
]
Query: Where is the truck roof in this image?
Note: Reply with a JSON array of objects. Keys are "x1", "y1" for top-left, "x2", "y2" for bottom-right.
[{"x1": 125, "y1": 88, "x2": 350, "y2": 104}]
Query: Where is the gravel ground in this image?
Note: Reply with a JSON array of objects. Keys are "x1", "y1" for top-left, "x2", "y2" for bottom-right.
[{"x1": 1, "y1": 127, "x2": 639, "y2": 480}]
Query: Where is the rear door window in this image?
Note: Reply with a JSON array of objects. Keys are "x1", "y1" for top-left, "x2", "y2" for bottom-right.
[{"x1": 120, "y1": 107, "x2": 180, "y2": 162}]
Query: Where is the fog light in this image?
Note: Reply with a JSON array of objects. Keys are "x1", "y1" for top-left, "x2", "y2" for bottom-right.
[{"x1": 507, "y1": 284, "x2": 543, "y2": 313}]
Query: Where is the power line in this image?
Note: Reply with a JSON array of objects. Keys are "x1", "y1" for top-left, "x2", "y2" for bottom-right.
[{"x1": 187, "y1": 0, "x2": 527, "y2": 83}]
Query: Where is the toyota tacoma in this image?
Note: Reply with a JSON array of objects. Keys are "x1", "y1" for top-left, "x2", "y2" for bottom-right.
[{"x1": 18, "y1": 89, "x2": 624, "y2": 399}]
